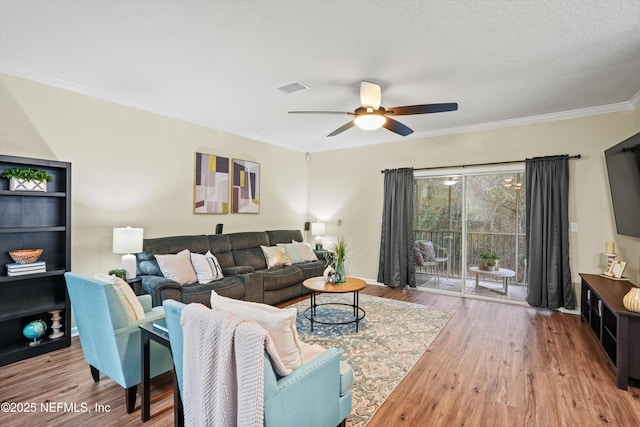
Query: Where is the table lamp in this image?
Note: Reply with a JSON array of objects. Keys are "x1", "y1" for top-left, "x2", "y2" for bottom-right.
[
  {"x1": 113, "y1": 226, "x2": 144, "y2": 279},
  {"x1": 311, "y1": 222, "x2": 325, "y2": 250}
]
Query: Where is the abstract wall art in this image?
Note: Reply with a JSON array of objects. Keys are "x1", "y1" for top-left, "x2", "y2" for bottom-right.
[
  {"x1": 194, "y1": 152, "x2": 229, "y2": 214},
  {"x1": 232, "y1": 159, "x2": 260, "y2": 213}
]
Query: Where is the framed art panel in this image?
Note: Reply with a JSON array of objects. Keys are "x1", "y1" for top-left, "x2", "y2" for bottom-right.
[
  {"x1": 231, "y1": 159, "x2": 260, "y2": 213},
  {"x1": 194, "y1": 152, "x2": 229, "y2": 214}
]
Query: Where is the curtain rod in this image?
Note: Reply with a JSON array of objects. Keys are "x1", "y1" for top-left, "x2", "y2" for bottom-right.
[{"x1": 381, "y1": 154, "x2": 582, "y2": 173}]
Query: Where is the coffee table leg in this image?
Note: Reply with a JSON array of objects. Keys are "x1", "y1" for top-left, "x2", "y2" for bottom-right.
[
  {"x1": 310, "y1": 293, "x2": 315, "y2": 332},
  {"x1": 355, "y1": 291, "x2": 359, "y2": 332}
]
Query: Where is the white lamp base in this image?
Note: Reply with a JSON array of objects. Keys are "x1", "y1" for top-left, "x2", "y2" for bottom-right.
[
  {"x1": 315, "y1": 235, "x2": 323, "y2": 250},
  {"x1": 121, "y1": 253, "x2": 137, "y2": 280}
]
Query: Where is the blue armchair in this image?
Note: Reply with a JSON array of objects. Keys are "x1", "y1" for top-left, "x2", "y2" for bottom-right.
[
  {"x1": 163, "y1": 299, "x2": 352, "y2": 427},
  {"x1": 65, "y1": 272, "x2": 174, "y2": 413}
]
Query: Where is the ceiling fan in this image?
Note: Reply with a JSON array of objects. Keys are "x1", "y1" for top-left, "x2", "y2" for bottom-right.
[{"x1": 289, "y1": 81, "x2": 458, "y2": 137}]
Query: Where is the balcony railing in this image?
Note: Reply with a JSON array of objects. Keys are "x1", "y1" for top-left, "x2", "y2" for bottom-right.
[{"x1": 414, "y1": 229, "x2": 527, "y2": 284}]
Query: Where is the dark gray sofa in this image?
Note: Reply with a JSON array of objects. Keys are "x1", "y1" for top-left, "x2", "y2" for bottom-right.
[{"x1": 136, "y1": 229, "x2": 325, "y2": 307}]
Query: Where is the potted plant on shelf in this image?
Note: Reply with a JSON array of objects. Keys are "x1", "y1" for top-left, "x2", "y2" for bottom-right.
[{"x1": 1, "y1": 167, "x2": 53, "y2": 192}]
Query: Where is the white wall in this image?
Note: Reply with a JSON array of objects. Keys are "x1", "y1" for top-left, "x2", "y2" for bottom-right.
[
  {"x1": 2, "y1": 73, "x2": 639, "y2": 294},
  {"x1": 0, "y1": 74, "x2": 309, "y2": 275},
  {"x1": 308, "y1": 108, "x2": 640, "y2": 291}
]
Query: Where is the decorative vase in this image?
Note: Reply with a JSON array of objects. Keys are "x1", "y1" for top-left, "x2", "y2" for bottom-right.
[
  {"x1": 623, "y1": 287, "x2": 640, "y2": 313},
  {"x1": 23, "y1": 319, "x2": 47, "y2": 346},
  {"x1": 334, "y1": 259, "x2": 346, "y2": 284}
]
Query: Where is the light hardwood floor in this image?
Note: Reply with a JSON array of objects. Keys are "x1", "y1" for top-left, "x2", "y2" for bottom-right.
[{"x1": 1, "y1": 285, "x2": 638, "y2": 427}]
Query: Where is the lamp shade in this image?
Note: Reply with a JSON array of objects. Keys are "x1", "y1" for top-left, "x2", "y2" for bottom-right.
[
  {"x1": 112, "y1": 227, "x2": 144, "y2": 254},
  {"x1": 311, "y1": 222, "x2": 325, "y2": 236}
]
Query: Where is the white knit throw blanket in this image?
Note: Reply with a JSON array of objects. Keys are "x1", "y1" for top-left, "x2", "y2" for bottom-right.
[{"x1": 180, "y1": 303, "x2": 291, "y2": 427}]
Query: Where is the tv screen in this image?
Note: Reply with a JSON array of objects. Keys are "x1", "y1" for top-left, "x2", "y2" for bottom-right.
[{"x1": 605, "y1": 131, "x2": 640, "y2": 238}]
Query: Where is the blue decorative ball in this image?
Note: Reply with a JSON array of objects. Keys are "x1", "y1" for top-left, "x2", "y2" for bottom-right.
[{"x1": 23, "y1": 320, "x2": 47, "y2": 345}]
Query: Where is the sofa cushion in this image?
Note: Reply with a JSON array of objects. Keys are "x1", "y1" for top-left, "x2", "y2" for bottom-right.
[
  {"x1": 207, "y1": 234, "x2": 235, "y2": 268},
  {"x1": 155, "y1": 249, "x2": 198, "y2": 285},
  {"x1": 229, "y1": 232, "x2": 269, "y2": 270},
  {"x1": 294, "y1": 241, "x2": 318, "y2": 262},
  {"x1": 266, "y1": 229, "x2": 304, "y2": 245},
  {"x1": 276, "y1": 243, "x2": 305, "y2": 264},
  {"x1": 294, "y1": 260, "x2": 326, "y2": 281},
  {"x1": 261, "y1": 266, "x2": 304, "y2": 292},
  {"x1": 190, "y1": 251, "x2": 224, "y2": 284},
  {"x1": 261, "y1": 245, "x2": 292, "y2": 268},
  {"x1": 210, "y1": 290, "x2": 303, "y2": 370},
  {"x1": 137, "y1": 235, "x2": 210, "y2": 276}
]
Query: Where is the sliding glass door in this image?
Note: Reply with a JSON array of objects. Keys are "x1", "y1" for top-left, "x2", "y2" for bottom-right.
[{"x1": 414, "y1": 167, "x2": 527, "y2": 303}]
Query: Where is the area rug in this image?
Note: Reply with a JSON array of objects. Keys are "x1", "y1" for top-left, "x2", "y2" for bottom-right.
[{"x1": 292, "y1": 293, "x2": 454, "y2": 426}]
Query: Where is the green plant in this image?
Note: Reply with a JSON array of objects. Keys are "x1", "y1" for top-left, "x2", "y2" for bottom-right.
[
  {"x1": 326, "y1": 234, "x2": 348, "y2": 265},
  {"x1": 479, "y1": 252, "x2": 491, "y2": 259},
  {"x1": 108, "y1": 268, "x2": 126, "y2": 280},
  {"x1": 1, "y1": 168, "x2": 53, "y2": 182}
]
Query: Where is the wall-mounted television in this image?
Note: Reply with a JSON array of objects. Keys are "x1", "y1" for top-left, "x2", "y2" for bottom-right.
[{"x1": 605, "y1": 131, "x2": 640, "y2": 238}]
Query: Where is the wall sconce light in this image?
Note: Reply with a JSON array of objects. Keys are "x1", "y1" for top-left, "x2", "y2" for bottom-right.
[
  {"x1": 311, "y1": 222, "x2": 326, "y2": 250},
  {"x1": 112, "y1": 226, "x2": 144, "y2": 280}
]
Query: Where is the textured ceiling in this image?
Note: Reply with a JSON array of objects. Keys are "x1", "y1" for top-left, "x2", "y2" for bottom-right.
[{"x1": 1, "y1": 0, "x2": 639, "y2": 152}]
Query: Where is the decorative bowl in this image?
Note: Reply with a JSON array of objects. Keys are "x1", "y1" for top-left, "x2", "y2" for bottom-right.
[{"x1": 9, "y1": 248, "x2": 43, "y2": 264}]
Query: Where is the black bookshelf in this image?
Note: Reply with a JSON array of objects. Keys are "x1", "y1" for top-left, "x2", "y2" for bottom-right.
[{"x1": 0, "y1": 155, "x2": 72, "y2": 366}]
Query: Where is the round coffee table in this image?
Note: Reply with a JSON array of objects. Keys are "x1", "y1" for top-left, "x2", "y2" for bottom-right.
[{"x1": 302, "y1": 276, "x2": 366, "y2": 332}]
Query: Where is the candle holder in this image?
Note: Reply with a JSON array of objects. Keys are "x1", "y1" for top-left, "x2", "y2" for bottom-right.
[
  {"x1": 605, "y1": 253, "x2": 617, "y2": 272},
  {"x1": 48, "y1": 310, "x2": 64, "y2": 339}
]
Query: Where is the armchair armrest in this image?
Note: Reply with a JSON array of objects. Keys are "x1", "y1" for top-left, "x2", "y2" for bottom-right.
[
  {"x1": 264, "y1": 348, "x2": 342, "y2": 427},
  {"x1": 137, "y1": 294, "x2": 153, "y2": 312},
  {"x1": 140, "y1": 275, "x2": 182, "y2": 306}
]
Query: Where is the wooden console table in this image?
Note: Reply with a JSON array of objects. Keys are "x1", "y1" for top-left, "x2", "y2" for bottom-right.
[{"x1": 579, "y1": 273, "x2": 640, "y2": 390}]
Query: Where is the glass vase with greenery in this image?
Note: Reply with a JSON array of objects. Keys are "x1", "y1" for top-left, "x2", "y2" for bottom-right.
[{"x1": 327, "y1": 235, "x2": 348, "y2": 284}]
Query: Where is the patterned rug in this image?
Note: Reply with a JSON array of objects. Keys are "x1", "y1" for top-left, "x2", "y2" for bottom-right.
[{"x1": 292, "y1": 293, "x2": 454, "y2": 426}]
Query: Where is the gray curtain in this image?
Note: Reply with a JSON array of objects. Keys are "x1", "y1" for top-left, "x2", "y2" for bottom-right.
[
  {"x1": 377, "y1": 168, "x2": 415, "y2": 288},
  {"x1": 525, "y1": 155, "x2": 575, "y2": 309}
]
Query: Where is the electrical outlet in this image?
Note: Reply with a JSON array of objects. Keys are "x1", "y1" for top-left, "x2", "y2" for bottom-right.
[{"x1": 570, "y1": 223, "x2": 578, "y2": 232}]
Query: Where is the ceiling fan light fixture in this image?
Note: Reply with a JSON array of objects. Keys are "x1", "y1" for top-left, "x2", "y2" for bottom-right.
[{"x1": 354, "y1": 113, "x2": 386, "y2": 130}]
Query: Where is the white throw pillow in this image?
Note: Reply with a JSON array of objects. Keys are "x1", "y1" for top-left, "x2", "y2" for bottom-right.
[
  {"x1": 210, "y1": 290, "x2": 303, "y2": 370},
  {"x1": 276, "y1": 243, "x2": 305, "y2": 264},
  {"x1": 294, "y1": 241, "x2": 318, "y2": 262},
  {"x1": 93, "y1": 273, "x2": 145, "y2": 321},
  {"x1": 155, "y1": 249, "x2": 197, "y2": 285},
  {"x1": 191, "y1": 251, "x2": 224, "y2": 284},
  {"x1": 260, "y1": 245, "x2": 292, "y2": 269}
]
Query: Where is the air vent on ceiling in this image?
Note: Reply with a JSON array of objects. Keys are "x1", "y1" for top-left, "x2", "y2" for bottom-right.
[{"x1": 276, "y1": 81, "x2": 309, "y2": 94}]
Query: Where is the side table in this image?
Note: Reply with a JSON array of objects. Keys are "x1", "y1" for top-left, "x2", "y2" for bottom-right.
[
  {"x1": 126, "y1": 277, "x2": 142, "y2": 296},
  {"x1": 139, "y1": 321, "x2": 183, "y2": 426},
  {"x1": 469, "y1": 266, "x2": 515, "y2": 295}
]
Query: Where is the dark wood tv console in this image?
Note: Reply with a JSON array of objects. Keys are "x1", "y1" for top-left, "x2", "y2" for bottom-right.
[{"x1": 579, "y1": 273, "x2": 640, "y2": 390}]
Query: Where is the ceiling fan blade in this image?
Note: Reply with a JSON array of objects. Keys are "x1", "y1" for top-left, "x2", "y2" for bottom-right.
[
  {"x1": 386, "y1": 103, "x2": 458, "y2": 116},
  {"x1": 360, "y1": 81, "x2": 381, "y2": 109},
  {"x1": 289, "y1": 111, "x2": 353, "y2": 115},
  {"x1": 327, "y1": 120, "x2": 355, "y2": 137},
  {"x1": 383, "y1": 117, "x2": 413, "y2": 136}
]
